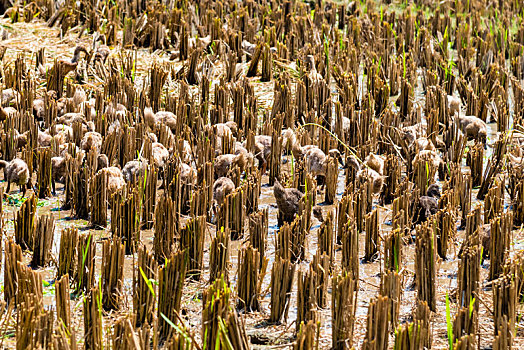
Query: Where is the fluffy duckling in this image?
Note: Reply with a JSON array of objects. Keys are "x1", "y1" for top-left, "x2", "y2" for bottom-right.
[
  {"x1": 151, "y1": 142, "x2": 170, "y2": 169},
  {"x1": 412, "y1": 149, "x2": 444, "y2": 171},
  {"x1": 347, "y1": 155, "x2": 384, "y2": 194},
  {"x1": 38, "y1": 130, "x2": 53, "y2": 148},
  {"x1": 97, "y1": 154, "x2": 109, "y2": 170},
  {"x1": 458, "y1": 115, "x2": 488, "y2": 146},
  {"x1": 281, "y1": 128, "x2": 297, "y2": 153},
  {"x1": 180, "y1": 140, "x2": 193, "y2": 164},
  {"x1": 213, "y1": 177, "x2": 236, "y2": 206},
  {"x1": 180, "y1": 163, "x2": 197, "y2": 185},
  {"x1": 93, "y1": 33, "x2": 110, "y2": 64},
  {"x1": 80, "y1": 131, "x2": 103, "y2": 153},
  {"x1": 105, "y1": 103, "x2": 127, "y2": 119},
  {"x1": 0, "y1": 158, "x2": 30, "y2": 196},
  {"x1": 363, "y1": 153, "x2": 385, "y2": 175},
  {"x1": 253, "y1": 135, "x2": 272, "y2": 173},
  {"x1": 123, "y1": 159, "x2": 148, "y2": 183},
  {"x1": 13, "y1": 130, "x2": 30, "y2": 150},
  {"x1": 306, "y1": 55, "x2": 323, "y2": 83},
  {"x1": 97, "y1": 166, "x2": 126, "y2": 197},
  {"x1": 304, "y1": 147, "x2": 343, "y2": 185},
  {"x1": 235, "y1": 142, "x2": 254, "y2": 169},
  {"x1": 213, "y1": 122, "x2": 237, "y2": 156},
  {"x1": 51, "y1": 156, "x2": 68, "y2": 195},
  {"x1": 214, "y1": 152, "x2": 246, "y2": 179},
  {"x1": 273, "y1": 179, "x2": 304, "y2": 226},
  {"x1": 447, "y1": 95, "x2": 461, "y2": 116},
  {"x1": 313, "y1": 206, "x2": 324, "y2": 223},
  {"x1": 214, "y1": 121, "x2": 238, "y2": 138},
  {"x1": 57, "y1": 112, "x2": 85, "y2": 126},
  {"x1": 413, "y1": 183, "x2": 441, "y2": 226},
  {"x1": 413, "y1": 137, "x2": 437, "y2": 153},
  {"x1": 401, "y1": 123, "x2": 425, "y2": 147},
  {"x1": 50, "y1": 124, "x2": 74, "y2": 144},
  {"x1": 144, "y1": 107, "x2": 177, "y2": 131},
  {"x1": 1, "y1": 88, "x2": 20, "y2": 106},
  {"x1": 0, "y1": 106, "x2": 18, "y2": 121},
  {"x1": 33, "y1": 91, "x2": 57, "y2": 120}
]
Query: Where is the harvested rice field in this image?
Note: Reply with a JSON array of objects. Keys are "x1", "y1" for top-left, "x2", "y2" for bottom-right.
[{"x1": 0, "y1": 0, "x2": 522, "y2": 349}]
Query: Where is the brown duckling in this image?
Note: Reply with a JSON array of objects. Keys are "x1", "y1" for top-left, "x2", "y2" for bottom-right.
[
  {"x1": 306, "y1": 55, "x2": 323, "y2": 83},
  {"x1": 413, "y1": 183, "x2": 440, "y2": 226},
  {"x1": 151, "y1": 142, "x2": 170, "y2": 169},
  {"x1": 0, "y1": 158, "x2": 30, "y2": 196},
  {"x1": 80, "y1": 131, "x2": 103, "y2": 153},
  {"x1": 347, "y1": 155, "x2": 385, "y2": 194},
  {"x1": 213, "y1": 177, "x2": 236, "y2": 206},
  {"x1": 51, "y1": 155, "x2": 69, "y2": 195},
  {"x1": 273, "y1": 179, "x2": 304, "y2": 226},
  {"x1": 363, "y1": 153, "x2": 385, "y2": 175},
  {"x1": 447, "y1": 95, "x2": 461, "y2": 117},
  {"x1": 214, "y1": 152, "x2": 246, "y2": 178},
  {"x1": 1, "y1": 88, "x2": 20, "y2": 106},
  {"x1": 123, "y1": 159, "x2": 148, "y2": 183},
  {"x1": 304, "y1": 147, "x2": 343, "y2": 185},
  {"x1": 0, "y1": 106, "x2": 18, "y2": 121},
  {"x1": 458, "y1": 115, "x2": 488, "y2": 147},
  {"x1": 253, "y1": 135, "x2": 272, "y2": 173},
  {"x1": 144, "y1": 107, "x2": 177, "y2": 131},
  {"x1": 97, "y1": 166, "x2": 126, "y2": 197}
]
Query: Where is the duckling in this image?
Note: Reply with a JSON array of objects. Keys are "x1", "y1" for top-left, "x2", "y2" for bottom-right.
[
  {"x1": 97, "y1": 154, "x2": 109, "y2": 170},
  {"x1": 306, "y1": 55, "x2": 323, "y2": 83},
  {"x1": 180, "y1": 140, "x2": 193, "y2": 164},
  {"x1": 313, "y1": 206, "x2": 324, "y2": 223},
  {"x1": 57, "y1": 112, "x2": 85, "y2": 126},
  {"x1": 304, "y1": 147, "x2": 344, "y2": 183},
  {"x1": 363, "y1": 153, "x2": 385, "y2": 175},
  {"x1": 401, "y1": 123, "x2": 425, "y2": 147},
  {"x1": 97, "y1": 166, "x2": 126, "y2": 197},
  {"x1": 151, "y1": 142, "x2": 170, "y2": 169},
  {"x1": 213, "y1": 177, "x2": 236, "y2": 206},
  {"x1": 33, "y1": 91, "x2": 57, "y2": 120},
  {"x1": 412, "y1": 149, "x2": 443, "y2": 170},
  {"x1": 144, "y1": 107, "x2": 177, "y2": 131},
  {"x1": 242, "y1": 40, "x2": 257, "y2": 57},
  {"x1": 38, "y1": 130, "x2": 53, "y2": 148},
  {"x1": 180, "y1": 163, "x2": 197, "y2": 185},
  {"x1": 105, "y1": 103, "x2": 127, "y2": 119},
  {"x1": 14, "y1": 130, "x2": 30, "y2": 151},
  {"x1": 413, "y1": 183, "x2": 440, "y2": 226},
  {"x1": 71, "y1": 87, "x2": 87, "y2": 108},
  {"x1": 235, "y1": 142, "x2": 254, "y2": 169},
  {"x1": 0, "y1": 158, "x2": 30, "y2": 196},
  {"x1": 447, "y1": 95, "x2": 461, "y2": 117},
  {"x1": 51, "y1": 156, "x2": 68, "y2": 195},
  {"x1": 413, "y1": 137, "x2": 437, "y2": 153},
  {"x1": 93, "y1": 33, "x2": 110, "y2": 64},
  {"x1": 80, "y1": 131, "x2": 103, "y2": 153},
  {"x1": 1, "y1": 88, "x2": 20, "y2": 106},
  {"x1": 281, "y1": 128, "x2": 298, "y2": 154},
  {"x1": 214, "y1": 121, "x2": 238, "y2": 138},
  {"x1": 71, "y1": 45, "x2": 90, "y2": 64},
  {"x1": 273, "y1": 179, "x2": 304, "y2": 226},
  {"x1": 252, "y1": 135, "x2": 272, "y2": 173},
  {"x1": 214, "y1": 152, "x2": 246, "y2": 178},
  {"x1": 347, "y1": 155, "x2": 384, "y2": 194},
  {"x1": 0, "y1": 106, "x2": 18, "y2": 121},
  {"x1": 123, "y1": 159, "x2": 148, "y2": 183},
  {"x1": 458, "y1": 115, "x2": 488, "y2": 147},
  {"x1": 49, "y1": 124, "x2": 74, "y2": 144}
]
